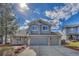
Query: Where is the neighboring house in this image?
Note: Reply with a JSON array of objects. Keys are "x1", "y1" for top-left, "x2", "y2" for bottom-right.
[
  {"x1": 10, "y1": 29, "x2": 28, "y2": 45},
  {"x1": 63, "y1": 14, "x2": 79, "y2": 41},
  {"x1": 64, "y1": 24, "x2": 79, "y2": 41},
  {"x1": 26, "y1": 19, "x2": 61, "y2": 45}
]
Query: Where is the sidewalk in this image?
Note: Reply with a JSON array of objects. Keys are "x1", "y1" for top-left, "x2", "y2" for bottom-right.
[{"x1": 18, "y1": 47, "x2": 36, "y2": 56}]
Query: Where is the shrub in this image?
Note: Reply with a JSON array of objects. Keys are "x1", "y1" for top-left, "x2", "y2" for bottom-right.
[
  {"x1": 14, "y1": 49, "x2": 20, "y2": 54},
  {"x1": 61, "y1": 40, "x2": 66, "y2": 45},
  {"x1": 21, "y1": 47, "x2": 25, "y2": 49}
]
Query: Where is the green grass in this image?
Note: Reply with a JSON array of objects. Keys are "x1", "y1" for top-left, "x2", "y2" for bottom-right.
[{"x1": 65, "y1": 41, "x2": 79, "y2": 47}]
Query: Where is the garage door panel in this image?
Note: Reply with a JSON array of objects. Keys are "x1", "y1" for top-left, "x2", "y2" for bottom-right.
[{"x1": 30, "y1": 37, "x2": 48, "y2": 45}]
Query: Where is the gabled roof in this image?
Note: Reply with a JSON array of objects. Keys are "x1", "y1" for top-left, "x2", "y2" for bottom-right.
[
  {"x1": 64, "y1": 24, "x2": 79, "y2": 28},
  {"x1": 28, "y1": 19, "x2": 51, "y2": 26}
]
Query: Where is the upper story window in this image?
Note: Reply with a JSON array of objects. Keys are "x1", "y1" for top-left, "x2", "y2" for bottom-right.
[
  {"x1": 42, "y1": 25, "x2": 48, "y2": 31},
  {"x1": 78, "y1": 26, "x2": 79, "y2": 30},
  {"x1": 77, "y1": 26, "x2": 79, "y2": 32},
  {"x1": 32, "y1": 25, "x2": 38, "y2": 31},
  {"x1": 70, "y1": 28, "x2": 74, "y2": 32},
  {"x1": 66, "y1": 28, "x2": 72, "y2": 34}
]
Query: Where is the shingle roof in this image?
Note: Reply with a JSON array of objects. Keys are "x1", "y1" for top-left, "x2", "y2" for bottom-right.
[
  {"x1": 64, "y1": 24, "x2": 79, "y2": 28},
  {"x1": 28, "y1": 19, "x2": 51, "y2": 26}
]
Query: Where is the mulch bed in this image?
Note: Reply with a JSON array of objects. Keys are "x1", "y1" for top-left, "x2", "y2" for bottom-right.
[
  {"x1": 14, "y1": 46, "x2": 26, "y2": 55},
  {"x1": 13, "y1": 45, "x2": 28, "y2": 56},
  {"x1": 0, "y1": 44, "x2": 28, "y2": 56}
]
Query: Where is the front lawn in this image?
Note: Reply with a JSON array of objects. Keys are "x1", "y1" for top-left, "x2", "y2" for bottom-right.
[
  {"x1": 65, "y1": 41, "x2": 79, "y2": 51},
  {"x1": 65, "y1": 41, "x2": 79, "y2": 47}
]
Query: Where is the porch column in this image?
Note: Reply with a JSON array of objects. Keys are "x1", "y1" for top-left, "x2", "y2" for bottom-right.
[
  {"x1": 20, "y1": 37, "x2": 22, "y2": 44},
  {"x1": 28, "y1": 36, "x2": 31, "y2": 46},
  {"x1": 59, "y1": 36, "x2": 61, "y2": 46},
  {"x1": 22, "y1": 37, "x2": 25, "y2": 44},
  {"x1": 48, "y1": 36, "x2": 51, "y2": 46}
]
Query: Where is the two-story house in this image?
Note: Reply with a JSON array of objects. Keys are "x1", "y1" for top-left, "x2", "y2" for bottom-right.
[{"x1": 26, "y1": 19, "x2": 61, "y2": 46}]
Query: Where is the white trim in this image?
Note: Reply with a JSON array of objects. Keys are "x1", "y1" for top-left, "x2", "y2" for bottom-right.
[{"x1": 27, "y1": 35, "x2": 61, "y2": 36}]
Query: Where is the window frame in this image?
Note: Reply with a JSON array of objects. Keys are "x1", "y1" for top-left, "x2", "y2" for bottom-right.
[
  {"x1": 42, "y1": 25, "x2": 49, "y2": 31},
  {"x1": 32, "y1": 25, "x2": 38, "y2": 31}
]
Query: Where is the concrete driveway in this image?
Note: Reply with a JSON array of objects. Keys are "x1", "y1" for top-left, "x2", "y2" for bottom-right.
[
  {"x1": 18, "y1": 47, "x2": 36, "y2": 56},
  {"x1": 30, "y1": 46, "x2": 79, "y2": 56}
]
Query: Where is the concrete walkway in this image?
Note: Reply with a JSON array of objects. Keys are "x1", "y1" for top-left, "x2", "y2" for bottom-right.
[
  {"x1": 30, "y1": 46, "x2": 79, "y2": 56},
  {"x1": 18, "y1": 47, "x2": 36, "y2": 56}
]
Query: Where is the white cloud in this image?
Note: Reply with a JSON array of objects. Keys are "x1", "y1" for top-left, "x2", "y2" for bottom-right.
[
  {"x1": 19, "y1": 25, "x2": 29, "y2": 30},
  {"x1": 45, "y1": 3, "x2": 79, "y2": 29},
  {"x1": 24, "y1": 20, "x2": 30, "y2": 25},
  {"x1": 45, "y1": 11, "x2": 50, "y2": 17},
  {"x1": 50, "y1": 19, "x2": 60, "y2": 29},
  {"x1": 19, "y1": 20, "x2": 30, "y2": 30},
  {"x1": 19, "y1": 3, "x2": 29, "y2": 12},
  {"x1": 33, "y1": 9, "x2": 40, "y2": 14}
]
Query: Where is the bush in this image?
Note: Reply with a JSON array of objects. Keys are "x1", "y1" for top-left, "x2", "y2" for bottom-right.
[
  {"x1": 21, "y1": 47, "x2": 25, "y2": 49},
  {"x1": 61, "y1": 40, "x2": 66, "y2": 45},
  {"x1": 14, "y1": 49, "x2": 20, "y2": 54},
  {"x1": 71, "y1": 40, "x2": 77, "y2": 42}
]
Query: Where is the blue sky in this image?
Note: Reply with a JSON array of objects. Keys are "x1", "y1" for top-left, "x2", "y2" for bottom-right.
[
  {"x1": 63, "y1": 12, "x2": 79, "y2": 26},
  {"x1": 12, "y1": 3, "x2": 79, "y2": 31}
]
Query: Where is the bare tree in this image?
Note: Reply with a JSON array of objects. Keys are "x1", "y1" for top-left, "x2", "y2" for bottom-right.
[{"x1": 0, "y1": 3, "x2": 19, "y2": 44}]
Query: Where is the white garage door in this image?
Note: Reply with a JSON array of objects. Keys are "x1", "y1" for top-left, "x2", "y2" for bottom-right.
[{"x1": 30, "y1": 37, "x2": 48, "y2": 45}]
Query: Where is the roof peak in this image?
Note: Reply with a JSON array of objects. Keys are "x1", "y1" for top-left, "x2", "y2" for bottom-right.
[{"x1": 28, "y1": 19, "x2": 51, "y2": 26}]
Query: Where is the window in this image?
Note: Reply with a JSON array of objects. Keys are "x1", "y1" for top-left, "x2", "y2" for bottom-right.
[
  {"x1": 78, "y1": 27, "x2": 79, "y2": 32},
  {"x1": 32, "y1": 25, "x2": 38, "y2": 31},
  {"x1": 78, "y1": 27, "x2": 79, "y2": 29},
  {"x1": 42, "y1": 25, "x2": 48, "y2": 31},
  {"x1": 67, "y1": 28, "x2": 73, "y2": 33},
  {"x1": 70, "y1": 28, "x2": 74, "y2": 33}
]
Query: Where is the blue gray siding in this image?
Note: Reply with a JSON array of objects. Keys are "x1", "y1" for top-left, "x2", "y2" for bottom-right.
[{"x1": 28, "y1": 24, "x2": 51, "y2": 35}]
